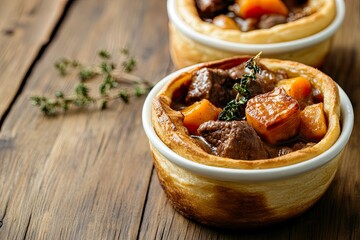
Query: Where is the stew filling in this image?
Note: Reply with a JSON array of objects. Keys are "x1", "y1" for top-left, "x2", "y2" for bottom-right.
[
  {"x1": 171, "y1": 55, "x2": 327, "y2": 160},
  {"x1": 195, "y1": 0, "x2": 312, "y2": 31}
]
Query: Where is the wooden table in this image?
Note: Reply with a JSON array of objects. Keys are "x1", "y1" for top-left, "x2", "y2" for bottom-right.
[{"x1": 0, "y1": 0, "x2": 358, "y2": 239}]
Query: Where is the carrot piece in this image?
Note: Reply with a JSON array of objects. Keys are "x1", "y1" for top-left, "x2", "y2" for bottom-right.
[
  {"x1": 245, "y1": 88, "x2": 301, "y2": 145},
  {"x1": 181, "y1": 99, "x2": 222, "y2": 135},
  {"x1": 276, "y1": 77, "x2": 312, "y2": 101},
  {"x1": 239, "y1": 0, "x2": 289, "y2": 19},
  {"x1": 300, "y1": 103, "x2": 328, "y2": 141}
]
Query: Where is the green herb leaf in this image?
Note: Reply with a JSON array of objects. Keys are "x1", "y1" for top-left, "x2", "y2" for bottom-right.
[
  {"x1": 79, "y1": 68, "x2": 97, "y2": 81},
  {"x1": 99, "y1": 50, "x2": 111, "y2": 59},
  {"x1": 101, "y1": 62, "x2": 112, "y2": 74},
  {"x1": 54, "y1": 58, "x2": 69, "y2": 76},
  {"x1": 218, "y1": 100, "x2": 242, "y2": 121},
  {"x1": 31, "y1": 49, "x2": 152, "y2": 116},
  {"x1": 30, "y1": 96, "x2": 42, "y2": 106},
  {"x1": 119, "y1": 89, "x2": 129, "y2": 103},
  {"x1": 122, "y1": 57, "x2": 136, "y2": 73},
  {"x1": 121, "y1": 48, "x2": 129, "y2": 55},
  {"x1": 218, "y1": 52, "x2": 262, "y2": 121},
  {"x1": 75, "y1": 83, "x2": 89, "y2": 97},
  {"x1": 55, "y1": 91, "x2": 64, "y2": 98},
  {"x1": 134, "y1": 85, "x2": 147, "y2": 97}
]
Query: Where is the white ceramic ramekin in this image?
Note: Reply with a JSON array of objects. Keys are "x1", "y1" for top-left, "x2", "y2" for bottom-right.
[
  {"x1": 142, "y1": 65, "x2": 353, "y2": 228},
  {"x1": 167, "y1": 0, "x2": 345, "y2": 68},
  {"x1": 143, "y1": 67, "x2": 353, "y2": 182}
]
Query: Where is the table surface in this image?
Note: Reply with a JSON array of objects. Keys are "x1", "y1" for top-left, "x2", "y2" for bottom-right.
[{"x1": 0, "y1": 0, "x2": 359, "y2": 239}]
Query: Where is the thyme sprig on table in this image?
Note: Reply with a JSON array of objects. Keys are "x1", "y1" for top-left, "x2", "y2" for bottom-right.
[
  {"x1": 31, "y1": 49, "x2": 153, "y2": 116},
  {"x1": 218, "y1": 52, "x2": 261, "y2": 121}
]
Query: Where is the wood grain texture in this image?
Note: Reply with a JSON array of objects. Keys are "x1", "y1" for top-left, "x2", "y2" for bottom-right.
[
  {"x1": 0, "y1": 0, "x2": 67, "y2": 121},
  {"x1": 0, "y1": 0, "x2": 171, "y2": 239},
  {"x1": 0, "y1": 0, "x2": 359, "y2": 239}
]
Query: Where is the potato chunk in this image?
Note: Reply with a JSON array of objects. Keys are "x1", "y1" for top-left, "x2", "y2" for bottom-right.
[
  {"x1": 245, "y1": 87, "x2": 301, "y2": 145},
  {"x1": 300, "y1": 103, "x2": 327, "y2": 141}
]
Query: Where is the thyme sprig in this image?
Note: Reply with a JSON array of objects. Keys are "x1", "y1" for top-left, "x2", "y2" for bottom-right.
[
  {"x1": 31, "y1": 49, "x2": 153, "y2": 116},
  {"x1": 218, "y1": 52, "x2": 261, "y2": 121}
]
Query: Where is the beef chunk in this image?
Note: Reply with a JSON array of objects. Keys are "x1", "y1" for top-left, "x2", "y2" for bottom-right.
[
  {"x1": 284, "y1": 0, "x2": 308, "y2": 9},
  {"x1": 258, "y1": 14, "x2": 287, "y2": 29},
  {"x1": 227, "y1": 62, "x2": 288, "y2": 97},
  {"x1": 196, "y1": 0, "x2": 234, "y2": 19},
  {"x1": 284, "y1": 0, "x2": 311, "y2": 22},
  {"x1": 227, "y1": 62, "x2": 247, "y2": 79},
  {"x1": 287, "y1": 9, "x2": 310, "y2": 22},
  {"x1": 277, "y1": 142, "x2": 315, "y2": 156},
  {"x1": 198, "y1": 120, "x2": 269, "y2": 160},
  {"x1": 186, "y1": 68, "x2": 235, "y2": 107},
  {"x1": 186, "y1": 62, "x2": 288, "y2": 109}
]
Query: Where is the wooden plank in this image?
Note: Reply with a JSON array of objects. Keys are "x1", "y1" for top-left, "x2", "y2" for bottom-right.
[
  {"x1": 0, "y1": 0, "x2": 68, "y2": 120},
  {"x1": 1, "y1": 0, "x2": 359, "y2": 238},
  {"x1": 139, "y1": 0, "x2": 360, "y2": 239},
  {"x1": 0, "y1": 0, "x2": 172, "y2": 239}
]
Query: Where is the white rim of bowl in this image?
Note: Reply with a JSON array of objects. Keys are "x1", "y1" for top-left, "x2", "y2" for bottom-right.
[
  {"x1": 142, "y1": 67, "x2": 354, "y2": 182},
  {"x1": 167, "y1": 0, "x2": 346, "y2": 54}
]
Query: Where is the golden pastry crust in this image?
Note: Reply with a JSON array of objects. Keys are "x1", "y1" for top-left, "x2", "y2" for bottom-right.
[
  {"x1": 178, "y1": 0, "x2": 336, "y2": 43},
  {"x1": 152, "y1": 57, "x2": 340, "y2": 169},
  {"x1": 152, "y1": 142, "x2": 340, "y2": 228},
  {"x1": 169, "y1": 22, "x2": 332, "y2": 68},
  {"x1": 169, "y1": 0, "x2": 337, "y2": 68}
]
